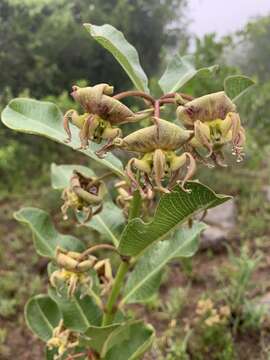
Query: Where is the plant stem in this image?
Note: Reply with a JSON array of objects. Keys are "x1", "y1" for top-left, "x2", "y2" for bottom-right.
[
  {"x1": 102, "y1": 261, "x2": 129, "y2": 326},
  {"x1": 102, "y1": 192, "x2": 142, "y2": 326},
  {"x1": 113, "y1": 90, "x2": 155, "y2": 105}
]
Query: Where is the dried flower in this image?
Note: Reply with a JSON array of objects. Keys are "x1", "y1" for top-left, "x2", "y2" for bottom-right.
[
  {"x1": 61, "y1": 171, "x2": 106, "y2": 222},
  {"x1": 47, "y1": 320, "x2": 79, "y2": 360},
  {"x1": 50, "y1": 247, "x2": 97, "y2": 297}
]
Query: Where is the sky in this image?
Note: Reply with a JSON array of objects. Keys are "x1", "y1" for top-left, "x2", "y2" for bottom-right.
[{"x1": 188, "y1": 0, "x2": 270, "y2": 37}]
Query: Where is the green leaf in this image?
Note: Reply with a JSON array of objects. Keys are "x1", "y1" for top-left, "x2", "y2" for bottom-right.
[
  {"x1": 50, "y1": 163, "x2": 124, "y2": 246},
  {"x1": 51, "y1": 163, "x2": 95, "y2": 190},
  {"x1": 122, "y1": 223, "x2": 206, "y2": 304},
  {"x1": 118, "y1": 181, "x2": 231, "y2": 256},
  {"x1": 84, "y1": 23, "x2": 149, "y2": 93},
  {"x1": 105, "y1": 322, "x2": 154, "y2": 360},
  {"x1": 48, "y1": 288, "x2": 102, "y2": 332},
  {"x1": 1, "y1": 98, "x2": 124, "y2": 177},
  {"x1": 224, "y1": 75, "x2": 255, "y2": 102},
  {"x1": 81, "y1": 323, "x2": 121, "y2": 353},
  {"x1": 25, "y1": 295, "x2": 61, "y2": 341},
  {"x1": 82, "y1": 321, "x2": 154, "y2": 359},
  {"x1": 159, "y1": 54, "x2": 218, "y2": 93},
  {"x1": 14, "y1": 207, "x2": 85, "y2": 258}
]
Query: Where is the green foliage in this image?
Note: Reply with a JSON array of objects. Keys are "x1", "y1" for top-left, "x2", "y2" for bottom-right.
[
  {"x1": 84, "y1": 23, "x2": 149, "y2": 93},
  {"x1": 25, "y1": 295, "x2": 61, "y2": 341},
  {"x1": 119, "y1": 182, "x2": 231, "y2": 256},
  {"x1": 122, "y1": 223, "x2": 206, "y2": 304},
  {"x1": 83, "y1": 321, "x2": 154, "y2": 359},
  {"x1": 224, "y1": 75, "x2": 255, "y2": 102},
  {"x1": 14, "y1": 207, "x2": 85, "y2": 257},
  {"x1": 49, "y1": 288, "x2": 102, "y2": 332},
  {"x1": 159, "y1": 54, "x2": 218, "y2": 93}
]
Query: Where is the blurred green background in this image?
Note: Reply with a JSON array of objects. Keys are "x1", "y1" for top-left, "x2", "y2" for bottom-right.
[{"x1": 0, "y1": 1, "x2": 270, "y2": 359}]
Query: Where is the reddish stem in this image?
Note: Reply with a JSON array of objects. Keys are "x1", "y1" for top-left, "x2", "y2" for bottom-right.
[
  {"x1": 159, "y1": 92, "x2": 194, "y2": 101},
  {"x1": 154, "y1": 100, "x2": 160, "y2": 117},
  {"x1": 113, "y1": 90, "x2": 155, "y2": 105}
]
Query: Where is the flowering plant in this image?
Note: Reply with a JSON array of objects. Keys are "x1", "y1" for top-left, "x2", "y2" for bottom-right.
[{"x1": 1, "y1": 23, "x2": 254, "y2": 359}]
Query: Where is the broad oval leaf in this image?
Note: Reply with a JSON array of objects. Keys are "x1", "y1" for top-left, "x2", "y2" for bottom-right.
[
  {"x1": 122, "y1": 223, "x2": 206, "y2": 304},
  {"x1": 14, "y1": 207, "x2": 85, "y2": 258},
  {"x1": 1, "y1": 98, "x2": 124, "y2": 177},
  {"x1": 84, "y1": 23, "x2": 149, "y2": 93},
  {"x1": 25, "y1": 295, "x2": 61, "y2": 341},
  {"x1": 51, "y1": 163, "x2": 124, "y2": 246},
  {"x1": 159, "y1": 54, "x2": 218, "y2": 93},
  {"x1": 51, "y1": 163, "x2": 95, "y2": 190},
  {"x1": 224, "y1": 75, "x2": 255, "y2": 102},
  {"x1": 118, "y1": 181, "x2": 231, "y2": 256},
  {"x1": 48, "y1": 288, "x2": 102, "y2": 332}
]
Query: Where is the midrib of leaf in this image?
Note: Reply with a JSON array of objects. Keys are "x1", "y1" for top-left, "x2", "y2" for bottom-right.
[
  {"x1": 121, "y1": 226, "x2": 202, "y2": 304},
  {"x1": 95, "y1": 215, "x2": 119, "y2": 247},
  {"x1": 36, "y1": 301, "x2": 54, "y2": 333}
]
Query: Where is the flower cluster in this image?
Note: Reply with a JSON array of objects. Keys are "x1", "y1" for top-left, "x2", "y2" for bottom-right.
[
  {"x1": 50, "y1": 247, "x2": 113, "y2": 300},
  {"x1": 63, "y1": 83, "x2": 245, "y2": 211}
]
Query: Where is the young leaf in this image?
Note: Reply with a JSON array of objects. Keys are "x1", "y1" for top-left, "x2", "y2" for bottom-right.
[
  {"x1": 118, "y1": 181, "x2": 231, "y2": 257},
  {"x1": 1, "y1": 98, "x2": 124, "y2": 177},
  {"x1": 51, "y1": 163, "x2": 95, "y2": 190},
  {"x1": 50, "y1": 163, "x2": 124, "y2": 246},
  {"x1": 14, "y1": 207, "x2": 85, "y2": 258},
  {"x1": 122, "y1": 223, "x2": 206, "y2": 304},
  {"x1": 48, "y1": 288, "x2": 102, "y2": 332},
  {"x1": 224, "y1": 75, "x2": 255, "y2": 102},
  {"x1": 84, "y1": 23, "x2": 149, "y2": 93},
  {"x1": 25, "y1": 295, "x2": 61, "y2": 341},
  {"x1": 159, "y1": 54, "x2": 218, "y2": 93}
]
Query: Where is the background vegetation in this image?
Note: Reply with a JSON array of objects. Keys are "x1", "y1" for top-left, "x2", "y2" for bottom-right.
[{"x1": 0, "y1": 1, "x2": 270, "y2": 359}]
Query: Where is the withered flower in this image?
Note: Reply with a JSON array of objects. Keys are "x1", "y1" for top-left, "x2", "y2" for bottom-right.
[
  {"x1": 177, "y1": 91, "x2": 245, "y2": 166},
  {"x1": 93, "y1": 258, "x2": 114, "y2": 296},
  {"x1": 112, "y1": 118, "x2": 196, "y2": 193},
  {"x1": 50, "y1": 247, "x2": 97, "y2": 298},
  {"x1": 61, "y1": 171, "x2": 106, "y2": 223},
  {"x1": 114, "y1": 180, "x2": 154, "y2": 217},
  {"x1": 47, "y1": 320, "x2": 79, "y2": 360}
]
